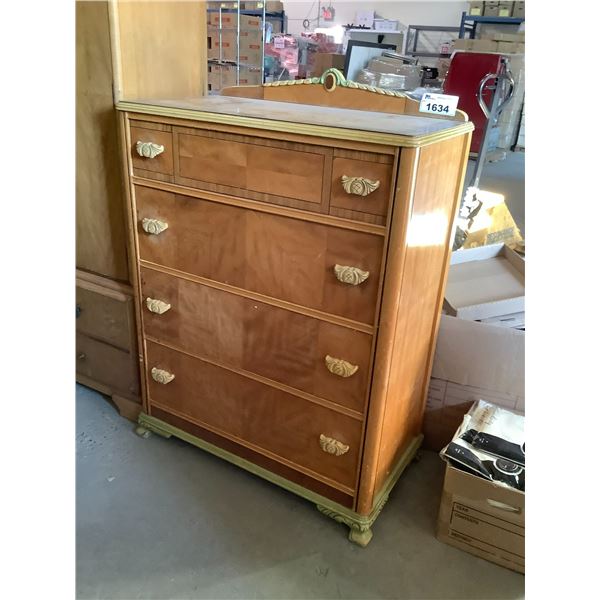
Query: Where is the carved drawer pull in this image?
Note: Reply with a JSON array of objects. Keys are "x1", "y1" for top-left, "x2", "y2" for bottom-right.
[
  {"x1": 136, "y1": 141, "x2": 165, "y2": 159},
  {"x1": 151, "y1": 367, "x2": 175, "y2": 385},
  {"x1": 141, "y1": 218, "x2": 168, "y2": 235},
  {"x1": 341, "y1": 175, "x2": 380, "y2": 197},
  {"x1": 325, "y1": 355, "x2": 358, "y2": 378},
  {"x1": 146, "y1": 298, "x2": 171, "y2": 315},
  {"x1": 334, "y1": 264, "x2": 369, "y2": 286},
  {"x1": 319, "y1": 434, "x2": 349, "y2": 457}
]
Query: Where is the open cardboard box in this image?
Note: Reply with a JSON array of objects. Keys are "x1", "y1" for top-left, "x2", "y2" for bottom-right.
[
  {"x1": 437, "y1": 462, "x2": 525, "y2": 574},
  {"x1": 424, "y1": 315, "x2": 524, "y2": 450},
  {"x1": 444, "y1": 243, "x2": 525, "y2": 323}
]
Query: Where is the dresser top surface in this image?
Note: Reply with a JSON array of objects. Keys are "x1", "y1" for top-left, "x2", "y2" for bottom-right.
[{"x1": 117, "y1": 96, "x2": 473, "y2": 147}]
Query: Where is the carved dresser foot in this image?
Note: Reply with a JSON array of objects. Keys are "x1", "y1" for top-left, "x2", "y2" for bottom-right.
[
  {"x1": 348, "y1": 527, "x2": 373, "y2": 547},
  {"x1": 135, "y1": 425, "x2": 151, "y2": 439}
]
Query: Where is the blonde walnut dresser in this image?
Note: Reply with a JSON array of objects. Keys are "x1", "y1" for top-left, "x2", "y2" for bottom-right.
[{"x1": 117, "y1": 71, "x2": 473, "y2": 546}]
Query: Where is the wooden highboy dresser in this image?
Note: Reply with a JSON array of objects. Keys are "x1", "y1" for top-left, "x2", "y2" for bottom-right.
[{"x1": 117, "y1": 70, "x2": 473, "y2": 546}]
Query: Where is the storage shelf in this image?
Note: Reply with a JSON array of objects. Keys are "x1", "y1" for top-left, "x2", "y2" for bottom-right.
[{"x1": 459, "y1": 11, "x2": 525, "y2": 39}]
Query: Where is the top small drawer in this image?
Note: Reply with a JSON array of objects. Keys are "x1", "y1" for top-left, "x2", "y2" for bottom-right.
[
  {"x1": 131, "y1": 121, "x2": 174, "y2": 176},
  {"x1": 330, "y1": 150, "x2": 394, "y2": 225}
]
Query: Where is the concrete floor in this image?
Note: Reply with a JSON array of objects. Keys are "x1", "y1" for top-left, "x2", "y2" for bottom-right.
[
  {"x1": 463, "y1": 150, "x2": 525, "y2": 235},
  {"x1": 76, "y1": 385, "x2": 524, "y2": 599}
]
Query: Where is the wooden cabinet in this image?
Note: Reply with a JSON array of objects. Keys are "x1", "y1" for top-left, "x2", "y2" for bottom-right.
[{"x1": 118, "y1": 77, "x2": 473, "y2": 545}]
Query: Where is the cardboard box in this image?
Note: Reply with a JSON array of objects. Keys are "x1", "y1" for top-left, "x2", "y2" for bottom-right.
[
  {"x1": 239, "y1": 29, "x2": 263, "y2": 64},
  {"x1": 452, "y1": 39, "x2": 473, "y2": 51},
  {"x1": 498, "y1": 1, "x2": 514, "y2": 17},
  {"x1": 437, "y1": 464, "x2": 524, "y2": 573},
  {"x1": 423, "y1": 315, "x2": 524, "y2": 450},
  {"x1": 209, "y1": 12, "x2": 262, "y2": 29},
  {"x1": 468, "y1": 1, "x2": 485, "y2": 16},
  {"x1": 208, "y1": 31, "x2": 237, "y2": 61},
  {"x1": 470, "y1": 38, "x2": 499, "y2": 52},
  {"x1": 497, "y1": 41, "x2": 524, "y2": 53},
  {"x1": 444, "y1": 243, "x2": 525, "y2": 320},
  {"x1": 483, "y1": 31, "x2": 524, "y2": 42},
  {"x1": 483, "y1": 2, "x2": 500, "y2": 16},
  {"x1": 512, "y1": 1, "x2": 525, "y2": 18},
  {"x1": 311, "y1": 52, "x2": 346, "y2": 77}
]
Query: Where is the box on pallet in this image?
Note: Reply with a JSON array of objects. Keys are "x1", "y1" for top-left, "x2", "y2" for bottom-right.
[
  {"x1": 497, "y1": 41, "x2": 524, "y2": 53},
  {"x1": 498, "y1": 1, "x2": 514, "y2": 17},
  {"x1": 209, "y1": 12, "x2": 262, "y2": 28},
  {"x1": 471, "y1": 38, "x2": 499, "y2": 52},
  {"x1": 468, "y1": 1, "x2": 485, "y2": 16},
  {"x1": 512, "y1": 1, "x2": 525, "y2": 18},
  {"x1": 437, "y1": 463, "x2": 524, "y2": 573},
  {"x1": 423, "y1": 315, "x2": 524, "y2": 451},
  {"x1": 483, "y1": 2, "x2": 500, "y2": 16},
  {"x1": 208, "y1": 32, "x2": 237, "y2": 61}
]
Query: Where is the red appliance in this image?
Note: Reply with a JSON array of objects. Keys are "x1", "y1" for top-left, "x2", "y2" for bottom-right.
[{"x1": 444, "y1": 52, "x2": 504, "y2": 154}]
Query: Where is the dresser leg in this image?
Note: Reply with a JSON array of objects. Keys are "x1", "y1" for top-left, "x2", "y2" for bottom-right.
[
  {"x1": 135, "y1": 425, "x2": 151, "y2": 438},
  {"x1": 348, "y1": 527, "x2": 373, "y2": 547}
]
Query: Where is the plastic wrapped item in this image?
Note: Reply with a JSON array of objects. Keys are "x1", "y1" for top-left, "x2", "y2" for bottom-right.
[
  {"x1": 354, "y1": 54, "x2": 422, "y2": 91},
  {"x1": 356, "y1": 68, "x2": 421, "y2": 91},
  {"x1": 440, "y1": 400, "x2": 525, "y2": 492}
]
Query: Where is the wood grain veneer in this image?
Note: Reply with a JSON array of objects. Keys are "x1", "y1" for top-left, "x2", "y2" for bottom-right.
[
  {"x1": 135, "y1": 186, "x2": 384, "y2": 324},
  {"x1": 146, "y1": 341, "x2": 362, "y2": 492},
  {"x1": 140, "y1": 266, "x2": 372, "y2": 413}
]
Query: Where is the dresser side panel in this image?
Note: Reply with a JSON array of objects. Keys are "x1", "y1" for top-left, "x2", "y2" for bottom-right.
[
  {"x1": 357, "y1": 134, "x2": 471, "y2": 514},
  {"x1": 373, "y1": 135, "x2": 472, "y2": 499}
]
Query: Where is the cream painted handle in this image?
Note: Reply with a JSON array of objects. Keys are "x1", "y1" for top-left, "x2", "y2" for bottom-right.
[
  {"x1": 151, "y1": 367, "x2": 175, "y2": 385},
  {"x1": 146, "y1": 298, "x2": 171, "y2": 315},
  {"x1": 141, "y1": 218, "x2": 168, "y2": 235},
  {"x1": 325, "y1": 355, "x2": 358, "y2": 378},
  {"x1": 341, "y1": 175, "x2": 380, "y2": 197},
  {"x1": 136, "y1": 141, "x2": 164, "y2": 159},
  {"x1": 334, "y1": 264, "x2": 369, "y2": 286},
  {"x1": 319, "y1": 434, "x2": 349, "y2": 457}
]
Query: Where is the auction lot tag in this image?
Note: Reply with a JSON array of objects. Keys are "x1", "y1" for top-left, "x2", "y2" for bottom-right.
[{"x1": 419, "y1": 92, "x2": 459, "y2": 117}]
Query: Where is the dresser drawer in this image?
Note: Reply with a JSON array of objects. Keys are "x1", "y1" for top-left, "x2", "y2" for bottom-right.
[
  {"x1": 135, "y1": 186, "x2": 383, "y2": 324},
  {"x1": 146, "y1": 341, "x2": 362, "y2": 490},
  {"x1": 140, "y1": 267, "x2": 372, "y2": 412},
  {"x1": 330, "y1": 153, "x2": 393, "y2": 221},
  {"x1": 76, "y1": 332, "x2": 139, "y2": 398},
  {"x1": 76, "y1": 284, "x2": 134, "y2": 351},
  {"x1": 174, "y1": 127, "x2": 326, "y2": 208},
  {"x1": 131, "y1": 122, "x2": 174, "y2": 177}
]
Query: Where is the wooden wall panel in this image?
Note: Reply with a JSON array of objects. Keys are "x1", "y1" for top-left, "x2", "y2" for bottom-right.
[
  {"x1": 111, "y1": 0, "x2": 207, "y2": 101},
  {"x1": 76, "y1": 0, "x2": 129, "y2": 281}
]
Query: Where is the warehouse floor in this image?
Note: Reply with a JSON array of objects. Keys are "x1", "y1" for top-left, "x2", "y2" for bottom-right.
[{"x1": 76, "y1": 385, "x2": 525, "y2": 599}]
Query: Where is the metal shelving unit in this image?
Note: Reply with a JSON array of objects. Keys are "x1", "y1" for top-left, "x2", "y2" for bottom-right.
[
  {"x1": 207, "y1": 1, "x2": 285, "y2": 91},
  {"x1": 458, "y1": 11, "x2": 525, "y2": 39},
  {"x1": 404, "y1": 25, "x2": 461, "y2": 59}
]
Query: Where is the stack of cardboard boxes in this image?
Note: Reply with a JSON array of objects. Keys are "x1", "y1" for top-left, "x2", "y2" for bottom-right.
[
  {"x1": 207, "y1": 12, "x2": 263, "y2": 91},
  {"x1": 467, "y1": 1, "x2": 525, "y2": 18},
  {"x1": 453, "y1": 31, "x2": 524, "y2": 54}
]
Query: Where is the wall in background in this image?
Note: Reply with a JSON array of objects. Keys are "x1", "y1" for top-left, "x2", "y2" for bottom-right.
[{"x1": 284, "y1": 1, "x2": 469, "y2": 37}]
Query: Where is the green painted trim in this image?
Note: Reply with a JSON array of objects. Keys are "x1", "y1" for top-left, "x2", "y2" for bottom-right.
[
  {"x1": 116, "y1": 101, "x2": 473, "y2": 149},
  {"x1": 137, "y1": 412, "x2": 422, "y2": 536}
]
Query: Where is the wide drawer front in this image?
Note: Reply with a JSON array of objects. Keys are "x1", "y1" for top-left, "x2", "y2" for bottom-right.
[
  {"x1": 76, "y1": 332, "x2": 139, "y2": 398},
  {"x1": 175, "y1": 128, "x2": 325, "y2": 206},
  {"x1": 140, "y1": 267, "x2": 372, "y2": 412},
  {"x1": 135, "y1": 186, "x2": 383, "y2": 324},
  {"x1": 146, "y1": 341, "x2": 362, "y2": 491},
  {"x1": 76, "y1": 284, "x2": 134, "y2": 351}
]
